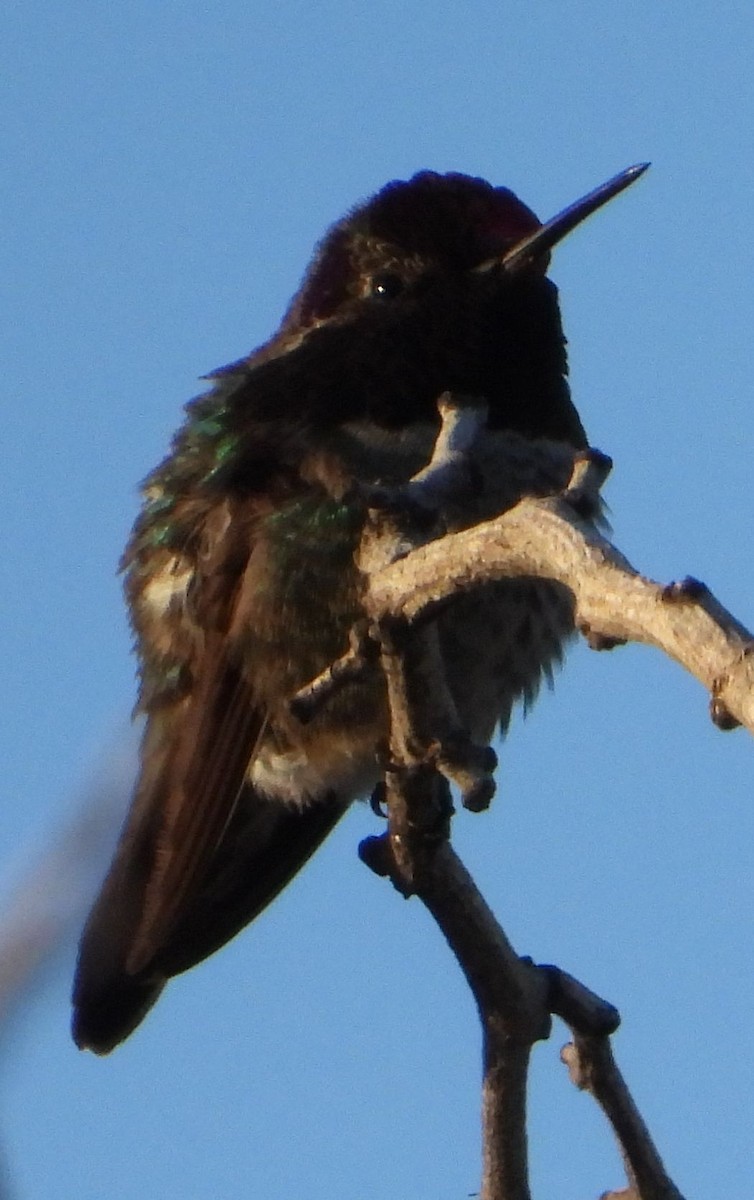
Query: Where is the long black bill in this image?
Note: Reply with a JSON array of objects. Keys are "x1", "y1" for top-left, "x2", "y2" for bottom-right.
[{"x1": 501, "y1": 162, "x2": 650, "y2": 274}]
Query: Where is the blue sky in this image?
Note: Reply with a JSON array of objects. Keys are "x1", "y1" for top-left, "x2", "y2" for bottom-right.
[{"x1": 2, "y1": 2, "x2": 753, "y2": 1197}]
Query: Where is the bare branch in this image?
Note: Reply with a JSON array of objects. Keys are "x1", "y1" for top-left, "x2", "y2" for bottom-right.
[
  {"x1": 561, "y1": 1037, "x2": 686, "y2": 1200},
  {"x1": 349, "y1": 400, "x2": 711, "y2": 1199},
  {"x1": 366, "y1": 466, "x2": 754, "y2": 737},
  {"x1": 290, "y1": 395, "x2": 751, "y2": 1197}
]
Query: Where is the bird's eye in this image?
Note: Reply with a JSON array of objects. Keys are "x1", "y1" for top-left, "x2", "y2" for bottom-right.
[{"x1": 370, "y1": 273, "x2": 404, "y2": 300}]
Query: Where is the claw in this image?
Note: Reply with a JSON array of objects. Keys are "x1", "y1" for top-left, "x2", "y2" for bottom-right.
[{"x1": 369, "y1": 782, "x2": 388, "y2": 818}]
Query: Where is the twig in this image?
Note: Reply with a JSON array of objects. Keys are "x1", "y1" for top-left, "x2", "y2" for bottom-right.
[{"x1": 561, "y1": 1037, "x2": 686, "y2": 1200}]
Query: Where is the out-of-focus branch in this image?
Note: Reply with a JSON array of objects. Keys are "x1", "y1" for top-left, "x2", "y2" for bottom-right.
[
  {"x1": 0, "y1": 742, "x2": 134, "y2": 1034},
  {"x1": 0, "y1": 744, "x2": 134, "y2": 1200}
]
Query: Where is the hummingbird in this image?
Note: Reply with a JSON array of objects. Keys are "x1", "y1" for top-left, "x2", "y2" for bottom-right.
[{"x1": 72, "y1": 163, "x2": 647, "y2": 1053}]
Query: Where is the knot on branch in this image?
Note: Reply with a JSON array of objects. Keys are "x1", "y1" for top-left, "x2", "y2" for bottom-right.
[
  {"x1": 709, "y1": 684, "x2": 741, "y2": 731},
  {"x1": 661, "y1": 575, "x2": 708, "y2": 603},
  {"x1": 579, "y1": 623, "x2": 628, "y2": 652}
]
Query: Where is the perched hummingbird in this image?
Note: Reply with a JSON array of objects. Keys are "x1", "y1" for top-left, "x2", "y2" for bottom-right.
[{"x1": 72, "y1": 163, "x2": 647, "y2": 1053}]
